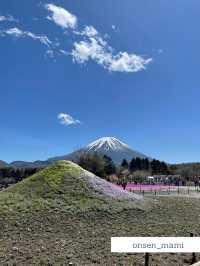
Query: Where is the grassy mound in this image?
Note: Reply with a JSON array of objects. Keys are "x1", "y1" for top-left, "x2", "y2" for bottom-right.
[{"x1": 0, "y1": 160, "x2": 145, "y2": 216}]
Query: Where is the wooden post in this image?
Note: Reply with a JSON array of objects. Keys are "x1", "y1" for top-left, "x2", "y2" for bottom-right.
[
  {"x1": 144, "y1": 253, "x2": 149, "y2": 266},
  {"x1": 190, "y1": 232, "x2": 197, "y2": 264}
]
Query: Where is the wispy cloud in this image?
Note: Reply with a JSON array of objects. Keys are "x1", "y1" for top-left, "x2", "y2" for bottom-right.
[
  {"x1": 0, "y1": 27, "x2": 56, "y2": 58},
  {"x1": 57, "y1": 113, "x2": 81, "y2": 126},
  {"x1": 45, "y1": 4, "x2": 77, "y2": 30},
  {"x1": 72, "y1": 26, "x2": 152, "y2": 73},
  {"x1": 75, "y1": 26, "x2": 98, "y2": 37},
  {"x1": 0, "y1": 27, "x2": 57, "y2": 58},
  {"x1": 0, "y1": 27, "x2": 52, "y2": 47},
  {"x1": 0, "y1": 15, "x2": 18, "y2": 22}
]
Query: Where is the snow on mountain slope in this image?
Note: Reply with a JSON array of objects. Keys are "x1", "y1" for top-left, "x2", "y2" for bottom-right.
[{"x1": 86, "y1": 137, "x2": 130, "y2": 152}]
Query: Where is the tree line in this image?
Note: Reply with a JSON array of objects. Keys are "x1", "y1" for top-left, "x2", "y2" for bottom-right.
[
  {"x1": 0, "y1": 154, "x2": 181, "y2": 188},
  {"x1": 0, "y1": 167, "x2": 40, "y2": 188},
  {"x1": 121, "y1": 158, "x2": 169, "y2": 175},
  {"x1": 77, "y1": 153, "x2": 170, "y2": 179}
]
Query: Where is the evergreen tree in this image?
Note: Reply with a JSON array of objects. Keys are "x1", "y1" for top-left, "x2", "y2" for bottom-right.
[
  {"x1": 129, "y1": 158, "x2": 136, "y2": 172},
  {"x1": 151, "y1": 159, "x2": 160, "y2": 175},
  {"x1": 135, "y1": 157, "x2": 142, "y2": 170},
  {"x1": 160, "y1": 161, "x2": 169, "y2": 174},
  {"x1": 151, "y1": 159, "x2": 169, "y2": 175},
  {"x1": 103, "y1": 155, "x2": 116, "y2": 175},
  {"x1": 121, "y1": 159, "x2": 129, "y2": 169},
  {"x1": 143, "y1": 158, "x2": 150, "y2": 171}
]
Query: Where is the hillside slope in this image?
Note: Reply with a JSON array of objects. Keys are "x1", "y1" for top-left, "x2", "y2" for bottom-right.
[{"x1": 0, "y1": 160, "x2": 145, "y2": 215}]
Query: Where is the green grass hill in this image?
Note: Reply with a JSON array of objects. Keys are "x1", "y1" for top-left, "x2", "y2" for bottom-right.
[{"x1": 0, "y1": 160, "x2": 145, "y2": 216}]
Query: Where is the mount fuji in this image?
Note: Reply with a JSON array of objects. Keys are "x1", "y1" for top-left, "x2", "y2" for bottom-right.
[
  {"x1": 3, "y1": 137, "x2": 151, "y2": 168},
  {"x1": 48, "y1": 137, "x2": 150, "y2": 165}
]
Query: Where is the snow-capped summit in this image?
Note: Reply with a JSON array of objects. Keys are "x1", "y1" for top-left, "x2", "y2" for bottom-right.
[
  {"x1": 86, "y1": 137, "x2": 130, "y2": 152},
  {"x1": 48, "y1": 136, "x2": 150, "y2": 164}
]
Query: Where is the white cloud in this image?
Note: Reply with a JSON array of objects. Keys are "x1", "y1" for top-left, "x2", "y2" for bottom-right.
[
  {"x1": 109, "y1": 52, "x2": 152, "y2": 73},
  {"x1": 2, "y1": 27, "x2": 23, "y2": 37},
  {"x1": 0, "y1": 15, "x2": 17, "y2": 22},
  {"x1": 71, "y1": 26, "x2": 152, "y2": 73},
  {"x1": 57, "y1": 113, "x2": 81, "y2": 126},
  {"x1": 0, "y1": 27, "x2": 52, "y2": 47},
  {"x1": 26, "y1": 32, "x2": 52, "y2": 47},
  {"x1": 59, "y1": 49, "x2": 69, "y2": 56},
  {"x1": 111, "y1": 25, "x2": 116, "y2": 30},
  {"x1": 75, "y1": 26, "x2": 98, "y2": 37},
  {"x1": 45, "y1": 49, "x2": 54, "y2": 58},
  {"x1": 45, "y1": 4, "x2": 77, "y2": 30}
]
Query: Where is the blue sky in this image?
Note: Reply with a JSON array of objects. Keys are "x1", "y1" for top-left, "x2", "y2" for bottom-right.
[{"x1": 1, "y1": 0, "x2": 200, "y2": 163}]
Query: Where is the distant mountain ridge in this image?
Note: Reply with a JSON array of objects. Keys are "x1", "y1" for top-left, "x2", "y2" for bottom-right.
[
  {"x1": 2, "y1": 137, "x2": 151, "y2": 168},
  {"x1": 0, "y1": 160, "x2": 7, "y2": 169},
  {"x1": 10, "y1": 160, "x2": 51, "y2": 168}
]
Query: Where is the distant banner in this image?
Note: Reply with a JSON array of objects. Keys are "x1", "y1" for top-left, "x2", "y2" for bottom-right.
[{"x1": 111, "y1": 237, "x2": 200, "y2": 253}]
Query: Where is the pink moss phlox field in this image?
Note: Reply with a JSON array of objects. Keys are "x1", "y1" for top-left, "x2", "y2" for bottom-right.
[{"x1": 117, "y1": 183, "x2": 177, "y2": 191}]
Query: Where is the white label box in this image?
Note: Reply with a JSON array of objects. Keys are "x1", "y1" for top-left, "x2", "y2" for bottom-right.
[{"x1": 111, "y1": 237, "x2": 200, "y2": 253}]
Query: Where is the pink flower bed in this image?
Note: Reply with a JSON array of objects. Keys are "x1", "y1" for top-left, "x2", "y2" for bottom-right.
[{"x1": 118, "y1": 183, "x2": 177, "y2": 191}]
